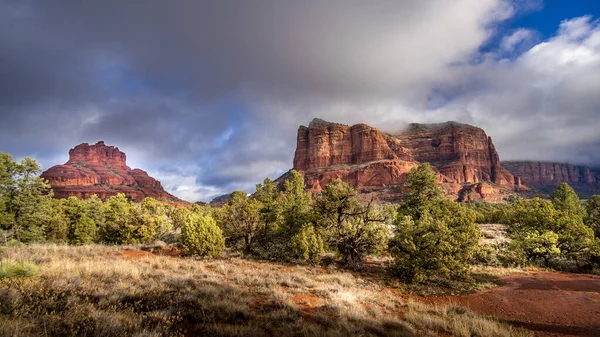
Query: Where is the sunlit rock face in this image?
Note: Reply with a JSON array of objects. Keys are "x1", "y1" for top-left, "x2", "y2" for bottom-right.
[
  {"x1": 502, "y1": 161, "x2": 600, "y2": 198},
  {"x1": 41, "y1": 141, "x2": 180, "y2": 202},
  {"x1": 292, "y1": 119, "x2": 525, "y2": 202}
]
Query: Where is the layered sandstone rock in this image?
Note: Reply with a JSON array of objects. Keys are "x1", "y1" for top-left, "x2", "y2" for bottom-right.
[
  {"x1": 293, "y1": 119, "x2": 525, "y2": 202},
  {"x1": 502, "y1": 161, "x2": 600, "y2": 198},
  {"x1": 41, "y1": 141, "x2": 181, "y2": 202}
]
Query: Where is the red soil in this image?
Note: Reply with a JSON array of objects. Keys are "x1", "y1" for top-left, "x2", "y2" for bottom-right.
[
  {"x1": 121, "y1": 247, "x2": 181, "y2": 260},
  {"x1": 122, "y1": 250, "x2": 155, "y2": 260},
  {"x1": 290, "y1": 293, "x2": 325, "y2": 315},
  {"x1": 428, "y1": 272, "x2": 600, "y2": 336}
]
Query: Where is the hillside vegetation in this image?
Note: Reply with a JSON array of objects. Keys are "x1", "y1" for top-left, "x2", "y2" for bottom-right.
[
  {"x1": 2, "y1": 151, "x2": 600, "y2": 336},
  {"x1": 0, "y1": 244, "x2": 528, "y2": 337}
]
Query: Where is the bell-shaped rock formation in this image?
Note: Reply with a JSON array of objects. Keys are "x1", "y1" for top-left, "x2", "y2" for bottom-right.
[
  {"x1": 41, "y1": 141, "x2": 181, "y2": 202},
  {"x1": 293, "y1": 119, "x2": 525, "y2": 202}
]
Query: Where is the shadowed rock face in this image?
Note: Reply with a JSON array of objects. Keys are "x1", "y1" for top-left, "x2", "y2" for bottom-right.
[
  {"x1": 502, "y1": 161, "x2": 600, "y2": 198},
  {"x1": 41, "y1": 141, "x2": 181, "y2": 202},
  {"x1": 292, "y1": 119, "x2": 525, "y2": 202}
]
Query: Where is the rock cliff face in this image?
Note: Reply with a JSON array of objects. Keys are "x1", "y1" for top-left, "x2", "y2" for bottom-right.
[
  {"x1": 502, "y1": 161, "x2": 600, "y2": 198},
  {"x1": 41, "y1": 141, "x2": 180, "y2": 202},
  {"x1": 293, "y1": 119, "x2": 524, "y2": 202}
]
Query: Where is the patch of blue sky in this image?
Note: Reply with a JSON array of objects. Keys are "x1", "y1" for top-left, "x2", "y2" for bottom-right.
[
  {"x1": 95, "y1": 61, "x2": 155, "y2": 96},
  {"x1": 214, "y1": 126, "x2": 234, "y2": 147},
  {"x1": 209, "y1": 98, "x2": 248, "y2": 148},
  {"x1": 482, "y1": 0, "x2": 600, "y2": 56}
]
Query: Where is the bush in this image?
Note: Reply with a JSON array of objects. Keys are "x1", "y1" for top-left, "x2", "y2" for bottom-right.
[
  {"x1": 509, "y1": 197, "x2": 596, "y2": 267},
  {"x1": 391, "y1": 204, "x2": 480, "y2": 284},
  {"x1": 0, "y1": 260, "x2": 38, "y2": 279},
  {"x1": 508, "y1": 230, "x2": 561, "y2": 266},
  {"x1": 180, "y1": 214, "x2": 225, "y2": 257},
  {"x1": 313, "y1": 179, "x2": 389, "y2": 265},
  {"x1": 6, "y1": 239, "x2": 23, "y2": 248},
  {"x1": 290, "y1": 224, "x2": 323, "y2": 263},
  {"x1": 70, "y1": 214, "x2": 97, "y2": 245},
  {"x1": 391, "y1": 164, "x2": 480, "y2": 284}
]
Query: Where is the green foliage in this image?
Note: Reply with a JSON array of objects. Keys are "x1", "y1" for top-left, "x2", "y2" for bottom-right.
[
  {"x1": 585, "y1": 195, "x2": 600, "y2": 237},
  {"x1": 64, "y1": 197, "x2": 97, "y2": 244},
  {"x1": 314, "y1": 179, "x2": 389, "y2": 265},
  {"x1": 391, "y1": 200, "x2": 480, "y2": 284},
  {"x1": 85, "y1": 194, "x2": 105, "y2": 232},
  {"x1": 397, "y1": 163, "x2": 443, "y2": 220},
  {"x1": 0, "y1": 260, "x2": 38, "y2": 279},
  {"x1": 279, "y1": 170, "x2": 312, "y2": 234},
  {"x1": 254, "y1": 178, "x2": 280, "y2": 233},
  {"x1": 180, "y1": 214, "x2": 225, "y2": 257},
  {"x1": 218, "y1": 191, "x2": 262, "y2": 253},
  {"x1": 45, "y1": 199, "x2": 69, "y2": 243},
  {"x1": 551, "y1": 182, "x2": 585, "y2": 217},
  {"x1": 290, "y1": 224, "x2": 324, "y2": 263},
  {"x1": 466, "y1": 202, "x2": 512, "y2": 224},
  {"x1": 137, "y1": 197, "x2": 173, "y2": 241},
  {"x1": 71, "y1": 215, "x2": 97, "y2": 245},
  {"x1": 171, "y1": 206, "x2": 191, "y2": 230},
  {"x1": 508, "y1": 196, "x2": 596, "y2": 268},
  {"x1": 391, "y1": 164, "x2": 480, "y2": 284},
  {"x1": 250, "y1": 171, "x2": 313, "y2": 260},
  {"x1": 6, "y1": 239, "x2": 23, "y2": 248},
  {"x1": 0, "y1": 152, "x2": 53, "y2": 243},
  {"x1": 508, "y1": 230, "x2": 560, "y2": 265},
  {"x1": 101, "y1": 193, "x2": 134, "y2": 244}
]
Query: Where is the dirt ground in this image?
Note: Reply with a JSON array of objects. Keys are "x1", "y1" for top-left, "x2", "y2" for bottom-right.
[
  {"x1": 120, "y1": 249, "x2": 599, "y2": 336},
  {"x1": 427, "y1": 272, "x2": 600, "y2": 336}
]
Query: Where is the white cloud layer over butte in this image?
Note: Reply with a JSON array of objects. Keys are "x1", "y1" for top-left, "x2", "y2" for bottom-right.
[{"x1": 0, "y1": 1, "x2": 599, "y2": 201}]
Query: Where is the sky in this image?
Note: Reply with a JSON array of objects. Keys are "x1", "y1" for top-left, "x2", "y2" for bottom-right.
[{"x1": 1, "y1": 0, "x2": 599, "y2": 202}]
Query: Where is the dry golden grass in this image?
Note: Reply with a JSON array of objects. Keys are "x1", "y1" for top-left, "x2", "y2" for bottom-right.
[{"x1": 0, "y1": 244, "x2": 530, "y2": 336}]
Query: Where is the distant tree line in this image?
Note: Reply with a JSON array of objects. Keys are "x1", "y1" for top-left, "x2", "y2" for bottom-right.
[{"x1": 2, "y1": 151, "x2": 599, "y2": 285}]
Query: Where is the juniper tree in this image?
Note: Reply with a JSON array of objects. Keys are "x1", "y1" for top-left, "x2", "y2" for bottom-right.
[
  {"x1": 314, "y1": 179, "x2": 388, "y2": 265},
  {"x1": 0, "y1": 152, "x2": 53, "y2": 242},
  {"x1": 390, "y1": 163, "x2": 480, "y2": 283}
]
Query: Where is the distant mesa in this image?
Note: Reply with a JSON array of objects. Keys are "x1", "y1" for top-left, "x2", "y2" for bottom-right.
[
  {"x1": 209, "y1": 193, "x2": 233, "y2": 206},
  {"x1": 41, "y1": 141, "x2": 181, "y2": 202},
  {"x1": 291, "y1": 118, "x2": 527, "y2": 202},
  {"x1": 502, "y1": 161, "x2": 600, "y2": 199}
]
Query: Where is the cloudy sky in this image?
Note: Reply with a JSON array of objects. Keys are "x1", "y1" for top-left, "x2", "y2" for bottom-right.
[{"x1": 1, "y1": 0, "x2": 599, "y2": 202}]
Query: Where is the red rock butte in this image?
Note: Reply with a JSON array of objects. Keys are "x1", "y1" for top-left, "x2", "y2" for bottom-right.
[
  {"x1": 502, "y1": 161, "x2": 600, "y2": 198},
  {"x1": 292, "y1": 118, "x2": 526, "y2": 202},
  {"x1": 41, "y1": 141, "x2": 181, "y2": 202}
]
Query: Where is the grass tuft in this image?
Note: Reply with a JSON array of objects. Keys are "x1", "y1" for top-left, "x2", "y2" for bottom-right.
[{"x1": 0, "y1": 260, "x2": 38, "y2": 279}]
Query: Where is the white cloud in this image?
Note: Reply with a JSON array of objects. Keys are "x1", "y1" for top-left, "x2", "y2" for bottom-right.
[
  {"x1": 433, "y1": 16, "x2": 600, "y2": 165},
  {"x1": 501, "y1": 29, "x2": 535, "y2": 52},
  {"x1": 3, "y1": 1, "x2": 600, "y2": 202}
]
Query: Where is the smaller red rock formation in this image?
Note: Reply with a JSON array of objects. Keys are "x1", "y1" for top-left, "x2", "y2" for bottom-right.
[
  {"x1": 41, "y1": 141, "x2": 181, "y2": 202},
  {"x1": 502, "y1": 161, "x2": 600, "y2": 198}
]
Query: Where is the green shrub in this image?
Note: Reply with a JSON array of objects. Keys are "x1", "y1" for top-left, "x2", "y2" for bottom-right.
[
  {"x1": 6, "y1": 239, "x2": 23, "y2": 248},
  {"x1": 391, "y1": 164, "x2": 480, "y2": 284},
  {"x1": 0, "y1": 260, "x2": 38, "y2": 279},
  {"x1": 70, "y1": 214, "x2": 97, "y2": 245},
  {"x1": 313, "y1": 179, "x2": 389, "y2": 265},
  {"x1": 509, "y1": 196, "x2": 596, "y2": 267},
  {"x1": 508, "y1": 230, "x2": 561, "y2": 266},
  {"x1": 290, "y1": 224, "x2": 323, "y2": 263},
  {"x1": 391, "y1": 207, "x2": 480, "y2": 284},
  {"x1": 180, "y1": 214, "x2": 225, "y2": 257}
]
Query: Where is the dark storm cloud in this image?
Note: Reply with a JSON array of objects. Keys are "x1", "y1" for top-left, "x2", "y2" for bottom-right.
[{"x1": 1, "y1": 0, "x2": 599, "y2": 201}]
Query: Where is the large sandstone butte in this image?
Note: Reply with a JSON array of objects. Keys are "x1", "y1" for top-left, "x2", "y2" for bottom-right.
[
  {"x1": 292, "y1": 118, "x2": 525, "y2": 202},
  {"x1": 502, "y1": 161, "x2": 600, "y2": 198},
  {"x1": 41, "y1": 141, "x2": 181, "y2": 202}
]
